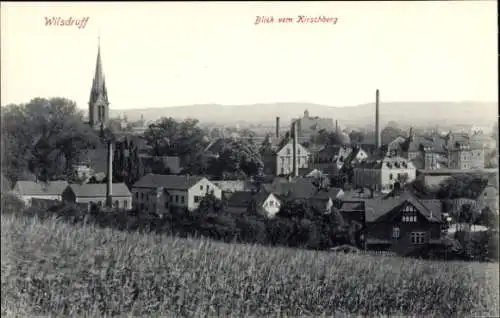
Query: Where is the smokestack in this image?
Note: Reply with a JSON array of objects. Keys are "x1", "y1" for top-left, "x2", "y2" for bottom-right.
[
  {"x1": 276, "y1": 117, "x2": 280, "y2": 139},
  {"x1": 292, "y1": 120, "x2": 298, "y2": 177},
  {"x1": 106, "y1": 141, "x2": 113, "y2": 208},
  {"x1": 335, "y1": 120, "x2": 339, "y2": 134},
  {"x1": 375, "y1": 89, "x2": 381, "y2": 149}
]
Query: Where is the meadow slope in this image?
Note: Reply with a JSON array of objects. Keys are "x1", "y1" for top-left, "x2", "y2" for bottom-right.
[{"x1": 1, "y1": 213, "x2": 499, "y2": 317}]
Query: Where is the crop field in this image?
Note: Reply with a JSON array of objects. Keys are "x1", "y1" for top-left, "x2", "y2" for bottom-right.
[{"x1": 1, "y1": 213, "x2": 499, "y2": 317}]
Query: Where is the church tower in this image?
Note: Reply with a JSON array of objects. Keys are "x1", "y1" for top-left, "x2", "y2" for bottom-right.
[{"x1": 88, "y1": 37, "x2": 109, "y2": 129}]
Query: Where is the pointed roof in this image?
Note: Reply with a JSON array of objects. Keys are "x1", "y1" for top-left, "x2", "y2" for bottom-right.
[{"x1": 89, "y1": 39, "x2": 109, "y2": 105}]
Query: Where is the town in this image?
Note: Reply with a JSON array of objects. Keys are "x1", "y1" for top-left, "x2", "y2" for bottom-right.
[{"x1": 2, "y1": 40, "x2": 498, "y2": 261}]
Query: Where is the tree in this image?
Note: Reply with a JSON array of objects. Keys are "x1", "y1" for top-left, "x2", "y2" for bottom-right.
[
  {"x1": 113, "y1": 139, "x2": 145, "y2": 187},
  {"x1": 1, "y1": 98, "x2": 100, "y2": 182},
  {"x1": 349, "y1": 131, "x2": 364, "y2": 144},
  {"x1": 208, "y1": 139, "x2": 263, "y2": 180},
  {"x1": 479, "y1": 207, "x2": 498, "y2": 229},
  {"x1": 143, "y1": 117, "x2": 209, "y2": 166},
  {"x1": 259, "y1": 134, "x2": 273, "y2": 155},
  {"x1": 492, "y1": 121, "x2": 498, "y2": 142},
  {"x1": 381, "y1": 125, "x2": 405, "y2": 145},
  {"x1": 437, "y1": 174, "x2": 488, "y2": 200}
]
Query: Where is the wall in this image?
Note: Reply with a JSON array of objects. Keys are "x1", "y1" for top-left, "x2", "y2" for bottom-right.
[
  {"x1": 353, "y1": 168, "x2": 381, "y2": 190},
  {"x1": 20, "y1": 194, "x2": 62, "y2": 207},
  {"x1": 380, "y1": 167, "x2": 416, "y2": 193},
  {"x1": 74, "y1": 195, "x2": 132, "y2": 210}
]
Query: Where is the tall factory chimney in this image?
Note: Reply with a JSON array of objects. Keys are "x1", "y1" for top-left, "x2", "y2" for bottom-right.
[
  {"x1": 335, "y1": 120, "x2": 339, "y2": 134},
  {"x1": 106, "y1": 140, "x2": 113, "y2": 208},
  {"x1": 276, "y1": 116, "x2": 280, "y2": 139},
  {"x1": 292, "y1": 120, "x2": 299, "y2": 177},
  {"x1": 375, "y1": 89, "x2": 381, "y2": 149}
]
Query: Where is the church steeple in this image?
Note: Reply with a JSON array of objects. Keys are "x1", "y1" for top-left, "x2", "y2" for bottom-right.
[{"x1": 88, "y1": 36, "x2": 109, "y2": 129}]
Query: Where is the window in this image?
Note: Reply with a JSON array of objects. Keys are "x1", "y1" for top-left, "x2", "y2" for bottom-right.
[
  {"x1": 181, "y1": 196, "x2": 185, "y2": 204},
  {"x1": 135, "y1": 192, "x2": 139, "y2": 199},
  {"x1": 141, "y1": 193, "x2": 144, "y2": 200},
  {"x1": 97, "y1": 201, "x2": 102, "y2": 207},
  {"x1": 114, "y1": 200, "x2": 119, "y2": 208},
  {"x1": 175, "y1": 195, "x2": 179, "y2": 203},
  {"x1": 124, "y1": 200, "x2": 128, "y2": 209},
  {"x1": 194, "y1": 196, "x2": 201, "y2": 203},
  {"x1": 411, "y1": 232, "x2": 426, "y2": 244},
  {"x1": 164, "y1": 201, "x2": 169, "y2": 208},
  {"x1": 392, "y1": 226, "x2": 400, "y2": 239},
  {"x1": 170, "y1": 196, "x2": 173, "y2": 202},
  {"x1": 206, "y1": 186, "x2": 209, "y2": 193},
  {"x1": 269, "y1": 200, "x2": 274, "y2": 207},
  {"x1": 389, "y1": 173, "x2": 393, "y2": 180},
  {"x1": 200, "y1": 185, "x2": 204, "y2": 191},
  {"x1": 402, "y1": 215, "x2": 417, "y2": 222}
]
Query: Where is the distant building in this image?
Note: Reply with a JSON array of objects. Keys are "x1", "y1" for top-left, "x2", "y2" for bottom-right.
[
  {"x1": 295, "y1": 109, "x2": 335, "y2": 138},
  {"x1": 131, "y1": 174, "x2": 222, "y2": 213},
  {"x1": 62, "y1": 183, "x2": 132, "y2": 210},
  {"x1": 446, "y1": 135, "x2": 484, "y2": 170},
  {"x1": 12, "y1": 180, "x2": 68, "y2": 207},
  {"x1": 353, "y1": 156, "x2": 416, "y2": 193}
]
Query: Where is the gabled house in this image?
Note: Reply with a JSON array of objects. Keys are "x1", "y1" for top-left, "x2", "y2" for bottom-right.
[
  {"x1": 131, "y1": 174, "x2": 222, "y2": 213},
  {"x1": 362, "y1": 192, "x2": 443, "y2": 255},
  {"x1": 275, "y1": 141, "x2": 310, "y2": 176},
  {"x1": 226, "y1": 190, "x2": 281, "y2": 218},
  {"x1": 62, "y1": 183, "x2": 132, "y2": 210},
  {"x1": 12, "y1": 180, "x2": 68, "y2": 207}
]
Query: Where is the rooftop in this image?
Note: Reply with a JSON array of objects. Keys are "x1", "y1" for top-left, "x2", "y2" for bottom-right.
[
  {"x1": 67, "y1": 183, "x2": 131, "y2": 197},
  {"x1": 13, "y1": 180, "x2": 68, "y2": 196},
  {"x1": 133, "y1": 173, "x2": 205, "y2": 190}
]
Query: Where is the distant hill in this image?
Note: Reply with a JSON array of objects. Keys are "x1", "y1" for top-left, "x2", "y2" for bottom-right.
[{"x1": 108, "y1": 101, "x2": 497, "y2": 128}]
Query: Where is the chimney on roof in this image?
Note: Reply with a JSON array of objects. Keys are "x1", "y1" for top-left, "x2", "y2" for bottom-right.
[
  {"x1": 375, "y1": 89, "x2": 381, "y2": 149},
  {"x1": 292, "y1": 120, "x2": 299, "y2": 178},
  {"x1": 106, "y1": 140, "x2": 113, "y2": 208},
  {"x1": 276, "y1": 116, "x2": 280, "y2": 139}
]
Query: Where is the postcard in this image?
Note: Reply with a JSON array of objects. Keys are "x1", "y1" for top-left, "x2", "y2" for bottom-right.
[{"x1": 1, "y1": 1, "x2": 498, "y2": 317}]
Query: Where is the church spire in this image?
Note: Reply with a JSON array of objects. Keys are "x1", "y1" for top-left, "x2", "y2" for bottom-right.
[{"x1": 88, "y1": 35, "x2": 109, "y2": 128}]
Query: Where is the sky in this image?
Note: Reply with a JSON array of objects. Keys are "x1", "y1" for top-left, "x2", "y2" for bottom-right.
[{"x1": 1, "y1": 1, "x2": 498, "y2": 111}]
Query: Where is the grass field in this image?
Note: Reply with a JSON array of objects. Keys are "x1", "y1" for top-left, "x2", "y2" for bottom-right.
[{"x1": 1, "y1": 213, "x2": 499, "y2": 317}]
